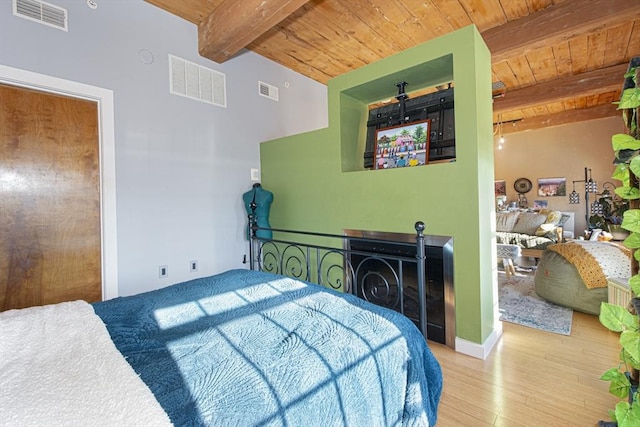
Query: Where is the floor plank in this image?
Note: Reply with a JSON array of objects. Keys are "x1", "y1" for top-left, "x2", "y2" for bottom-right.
[{"x1": 429, "y1": 298, "x2": 621, "y2": 426}]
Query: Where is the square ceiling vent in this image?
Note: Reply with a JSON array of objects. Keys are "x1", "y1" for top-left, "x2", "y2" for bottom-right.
[{"x1": 13, "y1": 0, "x2": 68, "y2": 31}]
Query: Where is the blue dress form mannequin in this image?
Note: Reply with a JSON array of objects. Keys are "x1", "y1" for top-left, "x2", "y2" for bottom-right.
[{"x1": 243, "y1": 183, "x2": 273, "y2": 239}]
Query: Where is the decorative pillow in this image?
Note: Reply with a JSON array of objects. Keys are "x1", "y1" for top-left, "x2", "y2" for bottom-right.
[
  {"x1": 535, "y1": 210, "x2": 563, "y2": 237},
  {"x1": 496, "y1": 212, "x2": 520, "y2": 232},
  {"x1": 512, "y1": 212, "x2": 548, "y2": 235},
  {"x1": 541, "y1": 210, "x2": 562, "y2": 225}
]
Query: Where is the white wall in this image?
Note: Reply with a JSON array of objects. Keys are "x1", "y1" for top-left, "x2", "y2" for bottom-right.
[{"x1": 0, "y1": 0, "x2": 328, "y2": 296}]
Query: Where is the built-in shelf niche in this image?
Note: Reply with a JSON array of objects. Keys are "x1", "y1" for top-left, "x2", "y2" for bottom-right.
[{"x1": 338, "y1": 54, "x2": 454, "y2": 173}]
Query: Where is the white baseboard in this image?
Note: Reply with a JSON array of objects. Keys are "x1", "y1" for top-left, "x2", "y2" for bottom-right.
[{"x1": 454, "y1": 323, "x2": 503, "y2": 360}]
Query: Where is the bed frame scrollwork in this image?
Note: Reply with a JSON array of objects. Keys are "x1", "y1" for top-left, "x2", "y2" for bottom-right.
[{"x1": 247, "y1": 214, "x2": 430, "y2": 341}]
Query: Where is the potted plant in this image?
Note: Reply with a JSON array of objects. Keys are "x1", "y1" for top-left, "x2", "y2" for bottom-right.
[
  {"x1": 608, "y1": 196, "x2": 631, "y2": 240},
  {"x1": 589, "y1": 195, "x2": 631, "y2": 238},
  {"x1": 598, "y1": 57, "x2": 640, "y2": 427}
]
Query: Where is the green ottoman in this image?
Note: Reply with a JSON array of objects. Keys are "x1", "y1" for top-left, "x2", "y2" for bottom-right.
[{"x1": 534, "y1": 249, "x2": 608, "y2": 315}]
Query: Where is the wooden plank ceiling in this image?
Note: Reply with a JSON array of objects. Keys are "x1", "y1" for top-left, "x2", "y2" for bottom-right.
[{"x1": 146, "y1": 0, "x2": 640, "y2": 134}]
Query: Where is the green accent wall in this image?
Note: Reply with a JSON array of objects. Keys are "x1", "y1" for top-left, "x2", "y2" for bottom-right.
[{"x1": 259, "y1": 25, "x2": 496, "y2": 346}]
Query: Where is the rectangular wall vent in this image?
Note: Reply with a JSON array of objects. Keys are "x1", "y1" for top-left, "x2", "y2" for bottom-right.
[
  {"x1": 169, "y1": 54, "x2": 226, "y2": 108},
  {"x1": 258, "y1": 81, "x2": 279, "y2": 101},
  {"x1": 13, "y1": 0, "x2": 68, "y2": 31}
]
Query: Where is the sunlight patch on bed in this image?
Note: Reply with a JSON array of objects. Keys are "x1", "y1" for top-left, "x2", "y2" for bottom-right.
[
  {"x1": 197, "y1": 279, "x2": 305, "y2": 316},
  {"x1": 153, "y1": 279, "x2": 309, "y2": 329},
  {"x1": 266, "y1": 278, "x2": 308, "y2": 290},
  {"x1": 153, "y1": 302, "x2": 206, "y2": 329}
]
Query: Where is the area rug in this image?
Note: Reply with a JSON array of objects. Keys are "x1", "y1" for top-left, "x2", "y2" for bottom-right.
[{"x1": 498, "y1": 272, "x2": 573, "y2": 335}]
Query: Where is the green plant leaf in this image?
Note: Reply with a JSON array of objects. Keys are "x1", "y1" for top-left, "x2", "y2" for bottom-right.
[
  {"x1": 621, "y1": 330, "x2": 640, "y2": 368},
  {"x1": 613, "y1": 164, "x2": 631, "y2": 184},
  {"x1": 629, "y1": 275, "x2": 640, "y2": 296},
  {"x1": 623, "y1": 68, "x2": 638, "y2": 80},
  {"x1": 618, "y1": 87, "x2": 640, "y2": 110},
  {"x1": 624, "y1": 350, "x2": 640, "y2": 372},
  {"x1": 616, "y1": 186, "x2": 640, "y2": 200},
  {"x1": 617, "y1": 398, "x2": 640, "y2": 427},
  {"x1": 614, "y1": 162, "x2": 631, "y2": 173},
  {"x1": 622, "y1": 210, "x2": 640, "y2": 233},
  {"x1": 602, "y1": 367, "x2": 632, "y2": 399},
  {"x1": 622, "y1": 231, "x2": 640, "y2": 248},
  {"x1": 630, "y1": 156, "x2": 640, "y2": 177},
  {"x1": 600, "y1": 303, "x2": 636, "y2": 332},
  {"x1": 601, "y1": 367, "x2": 626, "y2": 381},
  {"x1": 613, "y1": 133, "x2": 640, "y2": 151}
]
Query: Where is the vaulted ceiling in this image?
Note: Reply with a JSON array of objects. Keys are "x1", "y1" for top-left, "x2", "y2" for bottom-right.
[{"x1": 146, "y1": 0, "x2": 640, "y2": 134}]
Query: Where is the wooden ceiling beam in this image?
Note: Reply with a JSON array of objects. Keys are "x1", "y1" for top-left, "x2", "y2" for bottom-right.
[
  {"x1": 198, "y1": 0, "x2": 310, "y2": 63},
  {"x1": 482, "y1": 0, "x2": 640, "y2": 63},
  {"x1": 500, "y1": 103, "x2": 620, "y2": 135},
  {"x1": 493, "y1": 63, "x2": 627, "y2": 114},
  {"x1": 144, "y1": 0, "x2": 210, "y2": 24}
]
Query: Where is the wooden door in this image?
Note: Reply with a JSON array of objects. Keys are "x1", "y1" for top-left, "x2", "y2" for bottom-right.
[{"x1": 0, "y1": 84, "x2": 102, "y2": 311}]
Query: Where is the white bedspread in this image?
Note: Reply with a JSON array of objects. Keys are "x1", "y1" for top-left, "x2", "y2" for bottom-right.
[{"x1": 0, "y1": 300, "x2": 172, "y2": 427}]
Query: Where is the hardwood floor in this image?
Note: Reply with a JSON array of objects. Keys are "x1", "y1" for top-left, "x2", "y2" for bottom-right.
[{"x1": 428, "y1": 308, "x2": 621, "y2": 426}]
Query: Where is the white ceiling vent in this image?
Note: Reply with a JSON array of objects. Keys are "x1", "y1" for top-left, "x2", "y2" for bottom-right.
[
  {"x1": 169, "y1": 54, "x2": 226, "y2": 108},
  {"x1": 258, "y1": 81, "x2": 279, "y2": 101},
  {"x1": 13, "y1": 0, "x2": 68, "y2": 31}
]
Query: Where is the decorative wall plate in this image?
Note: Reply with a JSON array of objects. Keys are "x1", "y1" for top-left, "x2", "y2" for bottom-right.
[{"x1": 514, "y1": 177, "x2": 532, "y2": 194}]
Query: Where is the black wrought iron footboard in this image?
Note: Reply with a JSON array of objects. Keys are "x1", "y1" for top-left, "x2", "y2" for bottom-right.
[{"x1": 247, "y1": 215, "x2": 430, "y2": 341}]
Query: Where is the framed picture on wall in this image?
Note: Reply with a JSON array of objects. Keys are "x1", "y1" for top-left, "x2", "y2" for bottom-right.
[
  {"x1": 533, "y1": 200, "x2": 548, "y2": 210},
  {"x1": 494, "y1": 180, "x2": 506, "y2": 197},
  {"x1": 537, "y1": 177, "x2": 566, "y2": 196},
  {"x1": 374, "y1": 119, "x2": 431, "y2": 170}
]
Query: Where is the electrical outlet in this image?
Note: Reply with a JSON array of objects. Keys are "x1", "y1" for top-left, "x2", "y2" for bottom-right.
[
  {"x1": 159, "y1": 265, "x2": 168, "y2": 278},
  {"x1": 190, "y1": 260, "x2": 198, "y2": 272},
  {"x1": 250, "y1": 168, "x2": 260, "y2": 181}
]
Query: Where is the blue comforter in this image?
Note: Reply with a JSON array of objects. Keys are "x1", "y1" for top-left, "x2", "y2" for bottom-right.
[{"x1": 93, "y1": 269, "x2": 442, "y2": 426}]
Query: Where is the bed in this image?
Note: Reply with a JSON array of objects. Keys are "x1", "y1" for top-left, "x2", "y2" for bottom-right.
[
  {"x1": 0, "y1": 223, "x2": 443, "y2": 426},
  {"x1": 534, "y1": 240, "x2": 632, "y2": 315}
]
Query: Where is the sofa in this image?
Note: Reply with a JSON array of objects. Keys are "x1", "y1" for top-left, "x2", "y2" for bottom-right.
[{"x1": 496, "y1": 210, "x2": 572, "y2": 250}]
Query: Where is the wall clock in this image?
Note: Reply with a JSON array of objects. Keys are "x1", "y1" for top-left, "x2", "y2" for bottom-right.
[{"x1": 514, "y1": 177, "x2": 532, "y2": 194}]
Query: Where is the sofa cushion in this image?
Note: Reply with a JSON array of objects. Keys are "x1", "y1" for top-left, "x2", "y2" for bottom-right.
[
  {"x1": 496, "y1": 232, "x2": 555, "y2": 250},
  {"x1": 496, "y1": 212, "x2": 520, "y2": 232},
  {"x1": 512, "y1": 212, "x2": 548, "y2": 235}
]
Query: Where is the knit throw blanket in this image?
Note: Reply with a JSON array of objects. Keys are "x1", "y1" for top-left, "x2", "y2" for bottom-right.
[{"x1": 548, "y1": 241, "x2": 632, "y2": 289}]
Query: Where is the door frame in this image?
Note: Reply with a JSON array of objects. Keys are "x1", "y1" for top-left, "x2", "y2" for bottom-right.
[{"x1": 0, "y1": 65, "x2": 118, "y2": 300}]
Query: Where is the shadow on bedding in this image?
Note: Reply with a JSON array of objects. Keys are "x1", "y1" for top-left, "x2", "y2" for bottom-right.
[{"x1": 92, "y1": 269, "x2": 442, "y2": 426}]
